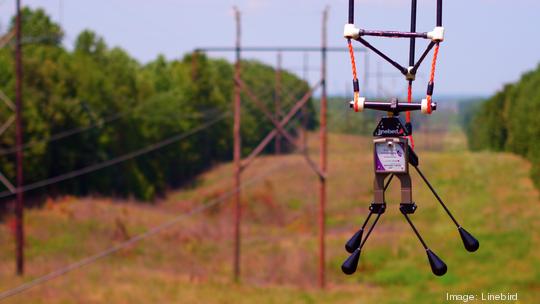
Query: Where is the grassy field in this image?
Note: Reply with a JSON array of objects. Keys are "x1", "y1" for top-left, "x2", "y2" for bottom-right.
[{"x1": 0, "y1": 127, "x2": 539, "y2": 303}]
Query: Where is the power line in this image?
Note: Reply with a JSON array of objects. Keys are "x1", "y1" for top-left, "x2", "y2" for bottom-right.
[
  {"x1": 0, "y1": 160, "x2": 292, "y2": 301},
  {"x1": 0, "y1": 107, "x2": 223, "y2": 156},
  {"x1": 196, "y1": 46, "x2": 366, "y2": 53},
  {"x1": 0, "y1": 112, "x2": 123, "y2": 156},
  {"x1": 0, "y1": 112, "x2": 230, "y2": 198}
]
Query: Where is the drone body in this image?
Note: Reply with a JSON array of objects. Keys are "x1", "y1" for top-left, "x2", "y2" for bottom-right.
[{"x1": 341, "y1": 0, "x2": 479, "y2": 277}]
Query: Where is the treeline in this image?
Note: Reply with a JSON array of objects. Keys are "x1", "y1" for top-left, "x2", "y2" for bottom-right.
[
  {"x1": 465, "y1": 63, "x2": 540, "y2": 189},
  {"x1": 0, "y1": 8, "x2": 316, "y2": 201}
]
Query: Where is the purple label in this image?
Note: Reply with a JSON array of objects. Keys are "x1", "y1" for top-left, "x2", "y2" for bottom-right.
[{"x1": 375, "y1": 153, "x2": 385, "y2": 171}]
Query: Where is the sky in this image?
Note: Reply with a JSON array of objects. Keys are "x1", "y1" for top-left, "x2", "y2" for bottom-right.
[{"x1": 1, "y1": 0, "x2": 539, "y2": 98}]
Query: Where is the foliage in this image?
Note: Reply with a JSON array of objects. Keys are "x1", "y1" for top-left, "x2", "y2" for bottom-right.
[
  {"x1": 465, "y1": 62, "x2": 540, "y2": 189},
  {"x1": 0, "y1": 8, "x2": 316, "y2": 201}
]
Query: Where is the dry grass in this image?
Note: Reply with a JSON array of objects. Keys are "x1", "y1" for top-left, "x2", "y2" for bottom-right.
[{"x1": 0, "y1": 128, "x2": 539, "y2": 303}]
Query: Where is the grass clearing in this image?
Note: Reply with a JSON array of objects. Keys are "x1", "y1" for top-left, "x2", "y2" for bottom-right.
[{"x1": 0, "y1": 129, "x2": 538, "y2": 303}]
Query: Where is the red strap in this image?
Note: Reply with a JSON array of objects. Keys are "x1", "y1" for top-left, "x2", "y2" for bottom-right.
[{"x1": 406, "y1": 84, "x2": 412, "y2": 123}]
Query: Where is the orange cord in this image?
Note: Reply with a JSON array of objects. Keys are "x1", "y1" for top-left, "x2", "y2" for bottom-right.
[
  {"x1": 348, "y1": 40, "x2": 358, "y2": 80},
  {"x1": 347, "y1": 39, "x2": 360, "y2": 112},
  {"x1": 429, "y1": 44, "x2": 440, "y2": 82},
  {"x1": 426, "y1": 43, "x2": 440, "y2": 114}
]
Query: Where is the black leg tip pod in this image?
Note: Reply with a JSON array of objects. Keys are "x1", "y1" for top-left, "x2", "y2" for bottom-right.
[
  {"x1": 458, "y1": 227, "x2": 479, "y2": 252},
  {"x1": 426, "y1": 249, "x2": 447, "y2": 276},
  {"x1": 345, "y1": 229, "x2": 364, "y2": 253},
  {"x1": 341, "y1": 249, "x2": 361, "y2": 275}
]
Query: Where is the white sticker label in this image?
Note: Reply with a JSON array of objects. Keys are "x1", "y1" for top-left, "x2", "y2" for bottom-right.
[{"x1": 375, "y1": 142, "x2": 406, "y2": 173}]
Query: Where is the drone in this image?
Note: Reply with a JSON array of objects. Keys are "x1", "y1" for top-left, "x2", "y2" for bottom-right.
[{"x1": 341, "y1": 0, "x2": 479, "y2": 277}]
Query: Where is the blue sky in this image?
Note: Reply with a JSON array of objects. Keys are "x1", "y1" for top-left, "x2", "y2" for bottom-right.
[{"x1": 1, "y1": 0, "x2": 539, "y2": 97}]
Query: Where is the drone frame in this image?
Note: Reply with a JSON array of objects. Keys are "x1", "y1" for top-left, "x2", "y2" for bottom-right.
[{"x1": 341, "y1": 0, "x2": 479, "y2": 277}]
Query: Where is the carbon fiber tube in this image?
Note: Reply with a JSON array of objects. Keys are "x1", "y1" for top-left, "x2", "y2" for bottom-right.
[
  {"x1": 359, "y1": 29, "x2": 428, "y2": 39},
  {"x1": 409, "y1": 0, "x2": 418, "y2": 67},
  {"x1": 355, "y1": 37, "x2": 408, "y2": 75},
  {"x1": 349, "y1": 100, "x2": 437, "y2": 113},
  {"x1": 437, "y1": 0, "x2": 443, "y2": 26},
  {"x1": 349, "y1": 0, "x2": 354, "y2": 24}
]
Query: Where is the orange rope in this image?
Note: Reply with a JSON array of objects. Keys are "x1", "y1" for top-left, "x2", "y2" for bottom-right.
[
  {"x1": 348, "y1": 40, "x2": 358, "y2": 80},
  {"x1": 426, "y1": 43, "x2": 440, "y2": 114},
  {"x1": 429, "y1": 44, "x2": 440, "y2": 82},
  {"x1": 347, "y1": 39, "x2": 360, "y2": 112}
]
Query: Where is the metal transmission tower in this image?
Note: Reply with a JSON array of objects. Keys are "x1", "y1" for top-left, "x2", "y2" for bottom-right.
[
  {"x1": 0, "y1": 29, "x2": 17, "y2": 194},
  {"x1": 195, "y1": 7, "x2": 366, "y2": 288}
]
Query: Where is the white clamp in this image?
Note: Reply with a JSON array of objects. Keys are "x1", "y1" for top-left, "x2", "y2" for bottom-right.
[
  {"x1": 349, "y1": 97, "x2": 366, "y2": 112},
  {"x1": 406, "y1": 66, "x2": 416, "y2": 81},
  {"x1": 421, "y1": 98, "x2": 430, "y2": 114},
  {"x1": 344, "y1": 24, "x2": 360, "y2": 39},
  {"x1": 427, "y1": 26, "x2": 445, "y2": 42}
]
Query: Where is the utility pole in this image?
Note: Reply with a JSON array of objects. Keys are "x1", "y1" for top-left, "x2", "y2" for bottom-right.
[
  {"x1": 15, "y1": 0, "x2": 25, "y2": 276},
  {"x1": 232, "y1": 6, "x2": 242, "y2": 283},
  {"x1": 318, "y1": 6, "x2": 328, "y2": 289}
]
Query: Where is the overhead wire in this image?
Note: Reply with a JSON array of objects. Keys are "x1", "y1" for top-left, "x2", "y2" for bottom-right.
[
  {"x1": 0, "y1": 8, "x2": 325, "y2": 296},
  {"x1": 238, "y1": 74, "x2": 314, "y2": 121},
  {"x1": 0, "y1": 159, "x2": 292, "y2": 301},
  {"x1": 0, "y1": 111, "x2": 124, "y2": 156},
  {"x1": 0, "y1": 106, "x2": 223, "y2": 156},
  {"x1": 0, "y1": 112, "x2": 230, "y2": 198}
]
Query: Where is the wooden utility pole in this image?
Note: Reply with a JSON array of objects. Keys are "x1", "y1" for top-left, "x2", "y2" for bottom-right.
[
  {"x1": 15, "y1": 0, "x2": 25, "y2": 276},
  {"x1": 232, "y1": 6, "x2": 242, "y2": 283},
  {"x1": 318, "y1": 7, "x2": 328, "y2": 289}
]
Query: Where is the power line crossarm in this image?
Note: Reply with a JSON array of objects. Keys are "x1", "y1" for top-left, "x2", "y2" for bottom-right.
[
  {"x1": 240, "y1": 80, "x2": 321, "y2": 170},
  {"x1": 195, "y1": 46, "x2": 365, "y2": 53}
]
